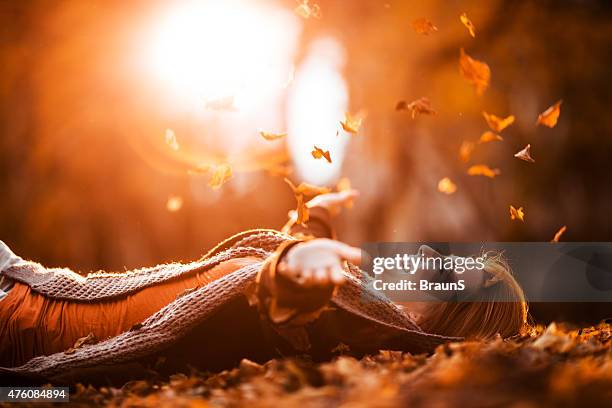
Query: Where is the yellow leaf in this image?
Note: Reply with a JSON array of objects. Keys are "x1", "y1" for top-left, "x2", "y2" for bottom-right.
[
  {"x1": 294, "y1": 0, "x2": 321, "y2": 20},
  {"x1": 460, "y1": 12, "x2": 476, "y2": 37},
  {"x1": 166, "y1": 195, "x2": 183, "y2": 212},
  {"x1": 284, "y1": 178, "x2": 331, "y2": 196},
  {"x1": 467, "y1": 164, "x2": 500, "y2": 178},
  {"x1": 438, "y1": 177, "x2": 457, "y2": 194},
  {"x1": 208, "y1": 163, "x2": 233, "y2": 189},
  {"x1": 412, "y1": 18, "x2": 438, "y2": 35},
  {"x1": 551, "y1": 225, "x2": 567, "y2": 242},
  {"x1": 459, "y1": 48, "x2": 491, "y2": 96},
  {"x1": 459, "y1": 141, "x2": 475, "y2": 163},
  {"x1": 259, "y1": 131, "x2": 287, "y2": 141},
  {"x1": 340, "y1": 112, "x2": 363, "y2": 134},
  {"x1": 311, "y1": 146, "x2": 332, "y2": 163},
  {"x1": 514, "y1": 144, "x2": 535, "y2": 163},
  {"x1": 478, "y1": 131, "x2": 504, "y2": 144},
  {"x1": 537, "y1": 100, "x2": 562, "y2": 128},
  {"x1": 482, "y1": 112, "x2": 515, "y2": 132},
  {"x1": 396, "y1": 97, "x2": 437, "y2": 118},
  {"x1": 510, "y1": 205, "x2": 525, "y2": 222},
  {"x1": 164, "y1": 129, "x2": 179, "y2": 151}
]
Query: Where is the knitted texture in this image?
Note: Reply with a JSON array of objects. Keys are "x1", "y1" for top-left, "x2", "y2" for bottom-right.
[{"x1": 0, "y1": 229, "x2": 458, "y2": 378}]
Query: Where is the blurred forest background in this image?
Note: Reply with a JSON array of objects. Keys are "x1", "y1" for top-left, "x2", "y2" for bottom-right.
[{"x1": 0, "y1": 0, "x2": 610, "y2": 323}]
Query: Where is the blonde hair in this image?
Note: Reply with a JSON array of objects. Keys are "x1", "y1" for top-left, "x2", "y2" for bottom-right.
[{"x1": 417, "y1": 253, "x2": 529, "y2": 339}]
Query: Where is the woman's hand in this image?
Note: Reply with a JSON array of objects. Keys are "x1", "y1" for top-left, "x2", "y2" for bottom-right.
[
  {"x1": 279, "y1": 238, "x2": 361, "y2": 288},
  {"x1": 305, "y1": 189, "x2": 359, "y2": 216}
]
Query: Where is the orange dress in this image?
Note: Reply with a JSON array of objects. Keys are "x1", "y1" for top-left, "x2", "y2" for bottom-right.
[{"x1": 0, "y1": 257, "x2": 258, "y2": 367}]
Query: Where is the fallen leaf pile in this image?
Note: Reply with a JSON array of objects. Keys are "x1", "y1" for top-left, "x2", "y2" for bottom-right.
[{"x1": 69, "y1": 322, "x2": 612, "y2": 407}]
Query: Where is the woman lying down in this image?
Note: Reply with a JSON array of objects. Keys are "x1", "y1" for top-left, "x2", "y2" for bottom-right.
[{"x1": 0, "y1": 191, "x2": 528, "y2": 384}]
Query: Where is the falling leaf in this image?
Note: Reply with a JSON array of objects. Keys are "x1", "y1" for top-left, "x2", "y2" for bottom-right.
[
  {"x1": 460, "y1": 13, "x2": 476, "y2": 37},
  {"x1": 412, "y1": 18, "x2": 438, "y2": 35},
  {"x1": 438, "y1": 177, "x2": 457, "y2": 194},
  {"x1": 294, "y1": 0, "x2": 321, "y2": 19},
  {"x1": 166, "y1": 195, "x2": 183, "y2": 212},
  {"x1": 205, "y1": 96, "x2": 236, "y2": 111},
  {"x1": 510, "y1": 205, "x2": 525, "y2": 222},
  {"x1": 537, "y1": 100, "x2": 562, "y2": 128},
  {"x1": 483, "y1": 112, "x2": 515, "y2": 132},
  {"x1": 340, "y1": 112, "x2": 363, "y2": 134},
  {"x1": 396, "y1": 97, "x2": 437, "y2": 118},
  {"x1": 459, "y1": 141, "x2": 476, "y2": 163},
  {"x1": 311, "y1": 146, "x2": 332, "y2": 163},
  {"x1": 259, "y1": 131, "x2": 287, "y2": 141},
  {"x1": 285, "y1": 178, "x2": 330, "y2": 196},
  {"x1": 165, "y1": 129, "x2": 179, "y2": 151},
  {"x1": 295, "y1": 193, "x2": 309, "y2": 225},
  {"x1": 467, "y1": 164, "x2": 500, "y2": 178},
  {"x1": 514, "y1": 144, "x2": 535, "y2": 163},
  {"x1": 478, "y1": 131, "x2": 504, "y2": 144},
  {"x1": 459, "y1": 48, "x2": 491, "y2": 96},
  {"x1": 208, "y1": 163, "x2": 233, "y2": 189},
  {"x1": 551, "y1": 225, "x2": 567, "y2": 242}
]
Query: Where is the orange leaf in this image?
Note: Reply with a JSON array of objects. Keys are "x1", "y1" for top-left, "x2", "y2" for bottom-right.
[
  {"x1": 478, "y1": 131, "x2": 504, "y2": 144},
  {"x1": 467, "y1": 164, "x2": 500, "y2": 178},
  {"x1": 514, "y1": 144, "x2": 535, "y2": 163},
  {"x1": 551, "y1": 225, "x2": 567, "y2": 243},
  {"x1": 459, "y1": 48, "x2": 491, "y2": 96},
  {"x1": 164, "y1": 129, "x2": 179, "y2": 151},
  {"x1": 537, "y1": 100, "x2": 562, "y2": 128},
  {"x1": 438, "y1": 177, "x2": 457, "y2": 194},
  {"x1": 166, "y1": 195, "x2": 183, "y2": 212},
  {"x1": 510, "y1": 205, "x2": 525, "y2": 222},
  {"x1": 482, "y1": 112, "x2": 515, "y2": 132},
  {"x1": 284, "y1": 178, "x2": 331, "y2": 196},
  {"x1": 412, "y1": 18, "x2": 438, "y2": 35},
  {"x1": 460, "y1": 13, "x2": 476, "y2": 37},
  {"x1": 459, "y1": 140, "x2": 475, "y2": 163},
  {"x1": 396, "y1": 97, "x2": 437, "y2": 118},
  {"x1": 259, "y1": 131, "x2": 287, "y2": 141},
  {"x1": 295, "y1": 193, "x2": 309, "y2": 225},
  {"x1": 311, "y1": 146, "x2": 332, "y2": 163},
  {"x1": 340, "y1": 112, "x2": 363, "y2": 134},
  {"x1": 294, "y1": 0, "x2": 321, "y2": 20},
  {"x1": 208, "y1": 163, "x2": 233, "y2": 190}
]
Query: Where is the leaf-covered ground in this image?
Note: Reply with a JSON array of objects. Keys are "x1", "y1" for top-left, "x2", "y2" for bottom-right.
[{"x1": 61, "y1": 322, "x2": 612, "y2": 407}]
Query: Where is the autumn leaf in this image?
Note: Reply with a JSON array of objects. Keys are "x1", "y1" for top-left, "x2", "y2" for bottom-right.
[
  {"x1": 551, "y1": 225, "x2": 567, "y2": 242},
  {"x1": 295, "y1": 193, "x2": 309, "y2": 225},
  {"x1": 478, "y1": 131, "x2": 504, "y2": 144},
  {"x1": 259, "y1": 131, "x2": 287, "y2": 141},
  {"x1": 537, "y1": 100, "x2": 562, "y2": 128},
  {"x1": 514, "y1": 144, "x2": 535, "y2": 163},
  {"x1": 396, "y1": 97, "x2": 436, "y2": 118},
  {"x1": 285, "y1": 178, "x2": 331, "y2": 196},
  {"x1": 467, "y1": 164, "x2": 500, "y2": 178},
  {"x1": 483, "y1": 112, "x2": 515, "y2": 132},
  {"x1": 412, "y1": 18, "x2": 438, "y2": 35},
  {"x1": 459, "y1": 141, "x2": 476, "y2": 163},
  {"x1": 65, "y1": 332, "x2": 96, "y2": 354},
  {"x1": 460, "y1": 13, "x2": 476, "y2": 37},
  {"x1": 294, "y1": 0, "x2": 321, "y2": 20},
  {"x1": 510, "y1": 205, "x2": 525, "y2": 222},
  {"x1": 208, "y1": 163, "x2": 233, "y2": 189},
  {"x1": 166, "y1": 195, "x2": 183, "y2": 212},
  {"x1": 438, "y1": 177, "x2": 457, "y2": 194},
  {"x1": 165, "y1": 129, "x2": 179, "y2": 151},
  {"x1": 459, "y1": 48, "x2": 491, "y2": 96},
  {"x1": 311, "y1": 146, "x2": 332, "y2": 163},
  {"x1": 340, "y1": 112, "x2": 363, "y2": 134}
]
